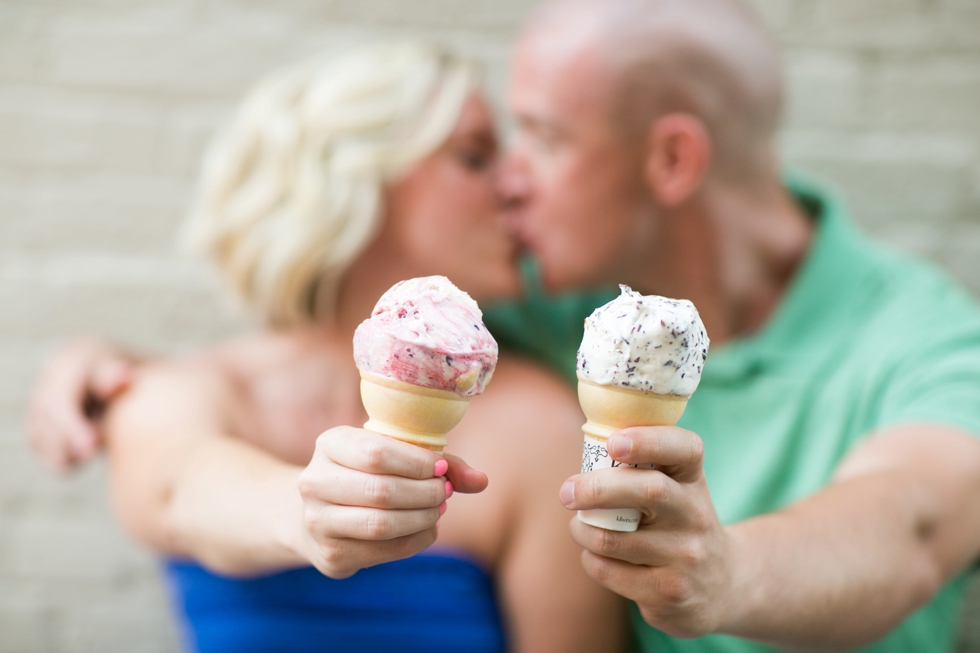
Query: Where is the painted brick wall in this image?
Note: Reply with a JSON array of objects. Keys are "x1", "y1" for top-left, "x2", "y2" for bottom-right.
[{"x1": 1, "y1": 1, "x2": 978, "y2": 651}]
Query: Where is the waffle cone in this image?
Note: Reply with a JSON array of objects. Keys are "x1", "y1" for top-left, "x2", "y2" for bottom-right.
[
  {"x1": 359, "y1": 371, "x2": 471, "y2": 452},
  {"x1": 577, "y1": 376, "x2": 689, "y2": 440}
]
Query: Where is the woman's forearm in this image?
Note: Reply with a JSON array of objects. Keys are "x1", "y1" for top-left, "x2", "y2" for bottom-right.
[
  {"x1": 108, "y1": 429, "x2": 309, "y2": 577},
  {"x1": 105, "y1": 366, "x2": 465, "y2": 581},
  {"x1": 104, "y1": 368, "x2": 311, "y2": 577},
  {"x1": 164, "y1": 436, "x2": 309, "y2": 576}
]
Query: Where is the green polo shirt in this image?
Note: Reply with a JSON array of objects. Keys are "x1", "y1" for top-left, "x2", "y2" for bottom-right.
[{"x1": 483, "y1": 173, "x2": 980, "y2": 652}]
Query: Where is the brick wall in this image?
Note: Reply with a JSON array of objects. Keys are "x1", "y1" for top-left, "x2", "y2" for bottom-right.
[{"x1": 1, "y1": 1, "x2": 978, "y2": 651}]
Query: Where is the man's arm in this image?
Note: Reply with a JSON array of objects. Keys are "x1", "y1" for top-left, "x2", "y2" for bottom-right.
[
  {"x1": 560, "y1": 424, "x2": 980, "y2": 651},
  {"x1": 27, "y1": 338, "x2": 139, "y2": 471}
]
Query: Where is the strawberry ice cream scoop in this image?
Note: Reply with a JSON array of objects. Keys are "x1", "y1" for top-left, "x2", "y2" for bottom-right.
[{"x1": 353, "y1": 276, "x2": 498, "y2": 398}]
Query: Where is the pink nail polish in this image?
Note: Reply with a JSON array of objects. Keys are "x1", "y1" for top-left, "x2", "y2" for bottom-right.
[
  {"x1": 445, "y1": 480, "x2": 454, "y2": 499},
  {"x1": 439, "y1": 502, "x2": 447, "y2": 516},
  {"x1": 433, "y1": 459, "x2": 449, "y2": 477}
]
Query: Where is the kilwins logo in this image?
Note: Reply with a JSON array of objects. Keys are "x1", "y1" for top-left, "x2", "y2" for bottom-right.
[
  {"x1": 582, "y1": 440, "x2": 639, "y2": 474},
  {"x1": 582, "y1": 442, "x2": 625, "y2": 473},
  {"x1": 582, "y1": 441, "x2": 606, "y2": 473}
]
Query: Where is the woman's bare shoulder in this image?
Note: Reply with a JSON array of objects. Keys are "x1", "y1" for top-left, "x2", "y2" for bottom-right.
[
  {"x1": 107, "y1": 334, "x2": 269, "y2": 435},
  {"x1": 134, "y1": 342, "x2": 234, "y2": 392},
  {"x1": 124, "y1": 329, "x2": 286, "y2": 395}
]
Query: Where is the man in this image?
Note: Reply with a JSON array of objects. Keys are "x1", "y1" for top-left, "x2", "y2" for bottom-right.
[
  {"x1": 29, "y1": 1, "x2": 980, "y2": 651},
  {"x1": 485, "y1": 0, "x2": 980, "y2": 650}
]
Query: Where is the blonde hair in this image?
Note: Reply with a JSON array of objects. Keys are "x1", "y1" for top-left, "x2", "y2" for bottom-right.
[{"x1": 182, "y1": 42, "x2": 478, "y2": 326}]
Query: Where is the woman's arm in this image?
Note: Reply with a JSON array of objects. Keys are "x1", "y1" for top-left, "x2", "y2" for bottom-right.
[
  {"x1": 105, "y1": 362, "x2": 486, "y2": 578},
  {"x1": 488, "y1": 362, "x2": 628, "y2": 653}
]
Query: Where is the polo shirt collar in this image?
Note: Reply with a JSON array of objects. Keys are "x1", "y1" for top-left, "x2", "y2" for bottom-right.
[{"x1": 702, "y1": 171, "x2": 884, "y2": 385}]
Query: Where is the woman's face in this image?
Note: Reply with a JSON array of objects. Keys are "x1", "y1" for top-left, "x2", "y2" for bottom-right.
[{"x1": 383, "y1": 93, "x2": 521, "y2": 303}]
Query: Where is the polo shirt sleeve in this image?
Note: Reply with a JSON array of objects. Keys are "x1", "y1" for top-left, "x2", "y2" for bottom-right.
[{"x1": 874, "y1": 319, "x2": 980, "y2": 438}]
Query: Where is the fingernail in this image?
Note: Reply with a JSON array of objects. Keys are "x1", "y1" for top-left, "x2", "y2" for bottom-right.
[
  {"x1": 609, "y1": 434, "x2": 631, "y2": 459},
  {"x1": 439, "y1": 502, "x2": 447, "y2": 516},
  {"x1": 445, "y1": 480, "x2": 454, "y2": 499},
  {"x1": 559, "y1": 481, "x2": 575, "y2": 506},
  {"x1": 433, "y1": 459, "x2": 449, "y2": 477}
]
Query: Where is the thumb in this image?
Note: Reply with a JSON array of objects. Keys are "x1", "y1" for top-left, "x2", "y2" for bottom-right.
[
  {"x1": 90, "y1": 360, "x2": 134, "y2": 400},
  {"x1": 443, "y1": 454, "x2": 488, "y2": 494}
]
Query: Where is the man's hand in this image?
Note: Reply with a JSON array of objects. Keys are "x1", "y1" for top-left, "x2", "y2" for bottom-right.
[
  {"x1": 559, "y1": 425, "x2": 737, "y2": 638},
  {"x1": 561, "y1": 424, "x2": 980, "y2": 651},
  {"x1": 294, "y1": 426, "x2": 489, "y2": 579},
  {"x1": 26, "y1": 338, "x2": 137, "y2": 472}
]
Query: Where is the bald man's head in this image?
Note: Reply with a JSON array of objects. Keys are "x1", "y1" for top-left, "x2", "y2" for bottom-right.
[
  {"x1": 526, "y1": 0, "x2": 783, "y2": 182},
  {"x1": 502, "y1": 0, "x2": 786, "y2": 291}
]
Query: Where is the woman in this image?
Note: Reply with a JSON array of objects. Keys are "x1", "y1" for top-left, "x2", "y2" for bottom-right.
[{"x1": 29, "y1": 43, "x2": 626, "y2": 652}]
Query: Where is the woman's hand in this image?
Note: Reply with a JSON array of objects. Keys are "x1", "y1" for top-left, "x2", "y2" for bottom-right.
[
  {"x1": 294, "y1": 426, "x2": 488, "y2": 578},
  {"x1": 26, "y1": 338, "x2": 138, "y2": 472}
]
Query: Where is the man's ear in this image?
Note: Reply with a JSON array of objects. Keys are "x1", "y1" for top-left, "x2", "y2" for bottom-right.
[{"x1": 644, "y1": 113, "x2": 712, "y2": 207}]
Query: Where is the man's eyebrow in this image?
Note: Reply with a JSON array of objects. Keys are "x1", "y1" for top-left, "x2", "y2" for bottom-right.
[
  {"x1": 514, "y1": 113, "x2": 551, "y2": 132},
  {"x1": 519, "y1": 115, "x2": 569, "y2": 141}
]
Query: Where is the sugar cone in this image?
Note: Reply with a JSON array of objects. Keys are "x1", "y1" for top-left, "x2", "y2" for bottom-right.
[
  {"x1": 578, "y1": 377, "x2": 688, "y2": 439},
  {"x1": 359, "y1": 371, "x2": 471, "y2": 452},
  {"x1": 576, "y1": 375, "x2": 688, "y2": 531}
]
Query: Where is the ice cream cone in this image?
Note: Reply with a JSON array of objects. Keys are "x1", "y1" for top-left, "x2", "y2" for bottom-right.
[
  {"x1": 577, "y1": 375, "x2": 689, "y2": 532},
  {"x1": 359, "y1": 371, "x2": 471, "y2": 452},
  {"x1": 578, "y1": 377, "x2": 688, "y2": 439}
]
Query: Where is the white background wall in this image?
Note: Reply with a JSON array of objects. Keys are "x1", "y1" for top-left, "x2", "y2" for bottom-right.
[{"x1": 1, "y1": 0, "x2": 979, "y2": 651}]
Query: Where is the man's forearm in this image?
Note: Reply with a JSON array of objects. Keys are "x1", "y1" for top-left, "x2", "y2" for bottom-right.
[
  {"x1": 566, "y1": 425, "x2": 980, "y2": 649},
  {"x1": 720, "y1": 471, "x2": 943, "y2": 651}
]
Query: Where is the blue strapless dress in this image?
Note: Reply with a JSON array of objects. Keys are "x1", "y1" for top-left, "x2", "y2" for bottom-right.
[{"x1": 164, "y1": 551, "x2": 506, "y2": 653}]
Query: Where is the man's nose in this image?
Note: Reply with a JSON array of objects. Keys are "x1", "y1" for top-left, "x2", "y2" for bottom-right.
[{"x1": 496, "y1": 151, "x2": 533, "y2": 210}]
